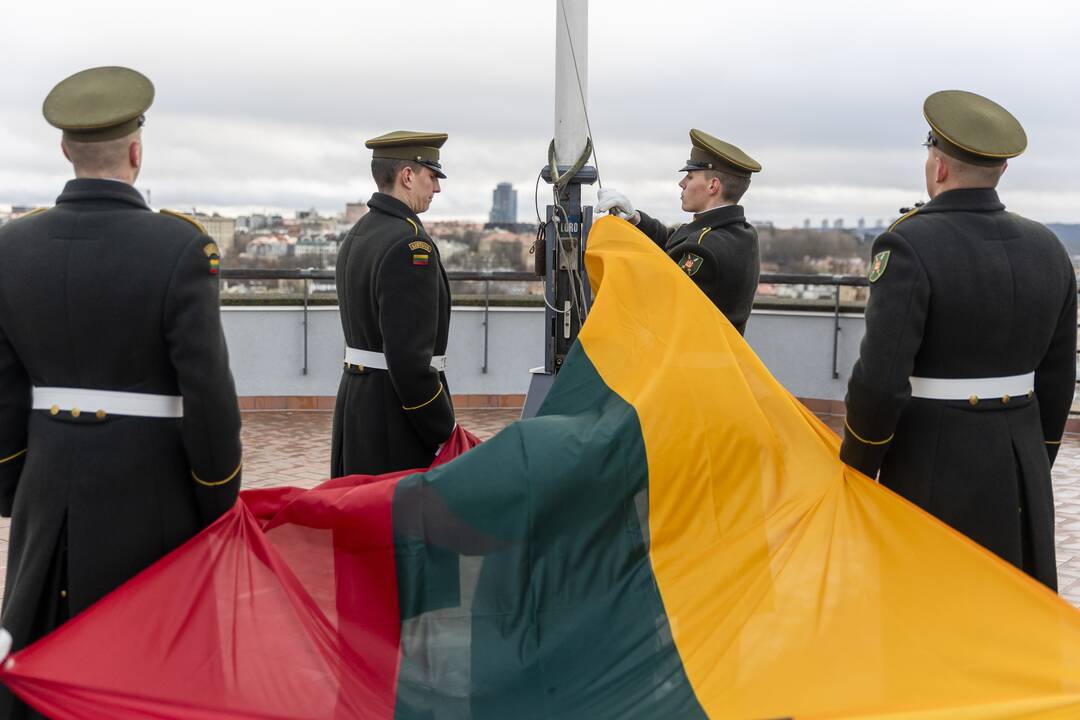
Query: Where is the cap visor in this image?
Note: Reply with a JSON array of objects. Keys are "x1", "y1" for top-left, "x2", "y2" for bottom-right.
[{"x1": 420, "y1": 161, "x2": 446, "y2": 179}]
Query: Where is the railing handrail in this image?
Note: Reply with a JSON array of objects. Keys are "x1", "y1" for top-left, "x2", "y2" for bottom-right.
[{"x1": 219, "y1": 268, "x2": 868, "y2": 286}]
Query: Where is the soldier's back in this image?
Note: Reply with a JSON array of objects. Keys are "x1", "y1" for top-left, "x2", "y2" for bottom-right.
[
  {"x1": 895, "y1": 199, "x2": 1072, "y2": 378},
  {"x1": 0, "y1": 186, "x2": 203, "y2": 394}
]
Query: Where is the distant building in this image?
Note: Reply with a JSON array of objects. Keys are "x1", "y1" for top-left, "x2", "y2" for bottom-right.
[
  {"x1": 489, "y1": 182, "x2": 518, "y2": 225},
  {"x1": 193, "y1": 213, "x2": 238, "y2": 257},
  {"x1": 244, "y1": 235, "x2": 293, "y2": 258},
  {"x1": 294, "y1": 235, "x2": 339, "y2": 263},
  {"x1": 832, "y1": 218, "x2": 844, "y2": 229},
  {"x1": 345, "y1": 201, "x2": 368, "y2": 224},
  {"x1": 296, "y1": 208, "x2": 318, "y2": 221}
]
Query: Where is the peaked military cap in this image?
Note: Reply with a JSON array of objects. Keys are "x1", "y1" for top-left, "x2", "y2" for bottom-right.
[
  {"x1": 366, "y1": 130, "x2": 448, "y2": 179},
  {"x1": 679, "y1": 129, "x2": 761, "y2": 178},
  {"x1": 43, "y1": 66, "x2": 154, "y2": 143},
  {"x1": 923, "y1": 90, "x2": 1026, "y2": 167}
]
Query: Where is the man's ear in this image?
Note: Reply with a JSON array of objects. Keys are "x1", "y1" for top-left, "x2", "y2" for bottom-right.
[
  {"x1": 935, "y1": 154, "x2": 949, "y2": 184},
  {"x1": 129, "y1": 139, "x2": 142, "y2": 170},
  {"x1": 61, "y1": 140, "x2": 71, "y2": 162},
  {"x1": 711, "y1": 176, "x2": 724, "y2": 197},
  {"x1": 399, "y1": 164, "x2": 414, "y2": 190}
]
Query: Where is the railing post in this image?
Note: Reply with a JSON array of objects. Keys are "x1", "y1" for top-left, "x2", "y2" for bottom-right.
[
  {"x1": 832, "y1": 278, "x2": 841, "y2": 380},
  {"x1": 482, "y1": 278, "x2": 490, "y2": 374},
  {"x1": 302, "y1": 275, "x2": 310, "y2": 376}
]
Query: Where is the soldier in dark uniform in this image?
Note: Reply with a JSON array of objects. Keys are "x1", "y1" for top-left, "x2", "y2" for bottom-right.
[
  {"x1": 0, "y1": 66, "x2": 242, "y2": 716},
  {"x1": 331, "y1": 131, "x2": 456, "y2": 477},
  {"x1": 596, "y1": 129, "x2": 762, "y2": 335},
  {"x1": 841, "y1": 90, "x2": 1075, "y2": 590}
]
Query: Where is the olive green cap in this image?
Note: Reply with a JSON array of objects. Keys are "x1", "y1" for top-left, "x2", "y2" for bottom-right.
[
  {"x1": 679, "y1": 129, "x2": 761, "y2": 178},
  {"x1": 923, "y1": 90, "x2": 1026, "y2": 167},
  {"x1": 366, "y1": 130, "x2": 448, "y2": 179},
  {"x1": 43, "y1": 66, "x2": 154, "y2": 143}
]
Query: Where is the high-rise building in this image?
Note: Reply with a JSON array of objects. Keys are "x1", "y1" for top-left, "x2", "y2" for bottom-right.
[{"x1": 489, "y1": 182, "x2": 518, "y2": 225}]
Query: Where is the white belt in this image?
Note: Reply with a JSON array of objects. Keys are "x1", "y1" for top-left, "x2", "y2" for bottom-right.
[
  {"x1": 32, "y1": 387, "x2": 184, "y2": 419},
  {"x1": 909, "y1": 372, "x2": 1034, "y2": 401},
  {"x1": 344, "y1": 347, "x2": 447, "y2": 372}
]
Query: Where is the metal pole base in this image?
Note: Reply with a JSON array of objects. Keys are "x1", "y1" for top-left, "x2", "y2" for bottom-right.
[{"x1": 521, "y1": 367, "x2": 556, "y2": 419}]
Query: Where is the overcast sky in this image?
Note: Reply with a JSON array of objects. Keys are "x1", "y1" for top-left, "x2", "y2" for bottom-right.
[{"x1": 2, "y1": 0, "x2": 1078, "y2": 227}]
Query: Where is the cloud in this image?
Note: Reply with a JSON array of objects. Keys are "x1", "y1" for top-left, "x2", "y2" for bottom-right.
[{"x1": 3, "y1": 0, "x2": 1078, "y2": 224}]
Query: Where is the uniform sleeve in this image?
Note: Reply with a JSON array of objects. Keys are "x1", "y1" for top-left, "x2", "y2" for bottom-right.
[
  {"x1": 634, "y1": 211, "x2": 675, "y2": 251},
  {"x1": 378, "y1": 237, "x2": 455, "y2": 449},
  {"x1": 1035, "y1": 265, "x2": 1077, "y2": 466},
  {"x1": 0, "y1": 321, "x2": 30, "y2": 517},
  {"x1": 164, "y1": 234, "x2": 243, "y2": 525},
  {"x1": 840, "y1": 232, "x2": 930, "y2": 477}
]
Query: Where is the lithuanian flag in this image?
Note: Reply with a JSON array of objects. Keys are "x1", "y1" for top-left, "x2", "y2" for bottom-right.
[{"x1": 2, "y1": 217, "x2": 1080, "y2": 718}]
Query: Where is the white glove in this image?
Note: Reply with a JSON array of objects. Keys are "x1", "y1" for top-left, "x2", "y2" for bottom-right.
[
  {"x1": 0, "y1": 628, "x2": 11, "y2": 663},
  {"x1": 596, "y1": 188, "x2": 635, "y2": 220}
]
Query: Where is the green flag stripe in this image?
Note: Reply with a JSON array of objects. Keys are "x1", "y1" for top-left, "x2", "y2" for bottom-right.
[{"x1": 392, "y1": 344, "x2": 706, "y2": 719}]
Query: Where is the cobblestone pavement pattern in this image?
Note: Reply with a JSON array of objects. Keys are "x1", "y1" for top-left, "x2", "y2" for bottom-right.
[{"x1": 1, "y1": 409, "x2": 1078, "y2": 611}]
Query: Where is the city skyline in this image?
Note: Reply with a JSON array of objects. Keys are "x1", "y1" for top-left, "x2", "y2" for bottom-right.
[{"x1": 2, "y1": 1, "x2": 1078, "y2": 226}]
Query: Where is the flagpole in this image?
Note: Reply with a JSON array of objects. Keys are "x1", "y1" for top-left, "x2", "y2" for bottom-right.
[{"x1": 522, "y1": 0, "x2": 597, "y2": 419}]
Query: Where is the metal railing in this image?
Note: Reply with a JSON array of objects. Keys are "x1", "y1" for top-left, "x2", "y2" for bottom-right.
[
  {"x1": 220, "y1": 268, "x2": 868, "y2": 378},
  {"x1": 220, "y1": 269, "x2": 1080, "y2": 413},
  {"x1": 221, "y1": 269, "x2": 540, "y2": 376}
]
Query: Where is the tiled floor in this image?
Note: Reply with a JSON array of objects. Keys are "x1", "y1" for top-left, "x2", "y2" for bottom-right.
[{"x1": 2, "y1": 408, "x2": 1079, "y2": 610}]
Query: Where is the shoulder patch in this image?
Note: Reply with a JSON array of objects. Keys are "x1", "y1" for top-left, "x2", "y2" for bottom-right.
[
  {"x1": 679, "y1": 252, "x2": 704, "y2": 277},
  {"x1": 888, "y1": 207, "x2": 919, "y2": 232},
  {"x1": 408, "y1": 240, "x2": 433, "y2": 253},
  {"x1": 160, "y1": 209, "x2": 206, "y2": 234},
  {"x1": 203, "y1": 242, "x2": 221, "y2": 275},
  {"x1": 868, "y1": 250, "x2": 890, "y2": 283}
]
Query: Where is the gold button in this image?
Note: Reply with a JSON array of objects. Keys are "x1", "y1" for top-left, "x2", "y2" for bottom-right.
[
  {"x1": 96, "y1": 409, "x2": 107, "y2": 420},
  {"x1": 1002, "y1": 394, "x2": 1010, "y2": 405},
  {"x1": 70, "y1": 407, "x2": 80, "y2": 418},
  {"x1": 1028, "y1": 390, "x2": 1034, "y2": 399},
  {"x1": 968, "y1": 395, "x2": 978, "y2": 406},
  {"x1": 49, "y1": 404, "x2": 59, "y2": 416},
  {"x1": 60, "y1": 589, "x2": 67, "y2": 598}
]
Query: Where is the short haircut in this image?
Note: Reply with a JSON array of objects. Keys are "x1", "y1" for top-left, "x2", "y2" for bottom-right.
[
  {"x1": 371, "y1": 158, "x2": 425, "y2": 192},
  {"x1": 62, "y1": 130, "x2": 139, "y2": 177},
  {"x1": 707, "y1": 170, "x2": 751, "y2": 203},
  {"x1": 934, "y1": 147, "x2": 1006, "y2": 188}
]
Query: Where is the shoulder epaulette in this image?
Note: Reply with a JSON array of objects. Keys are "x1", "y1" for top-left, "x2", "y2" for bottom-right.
[
  {"x1": 159, "y1": 209, "x2": 206, "y2": 234},
  {"x1": 9, "y1": 207, "x2": 49, "y2": 223},
  {"x1": 888, "y1": 207, "x2": 920, "y2": 232}
]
